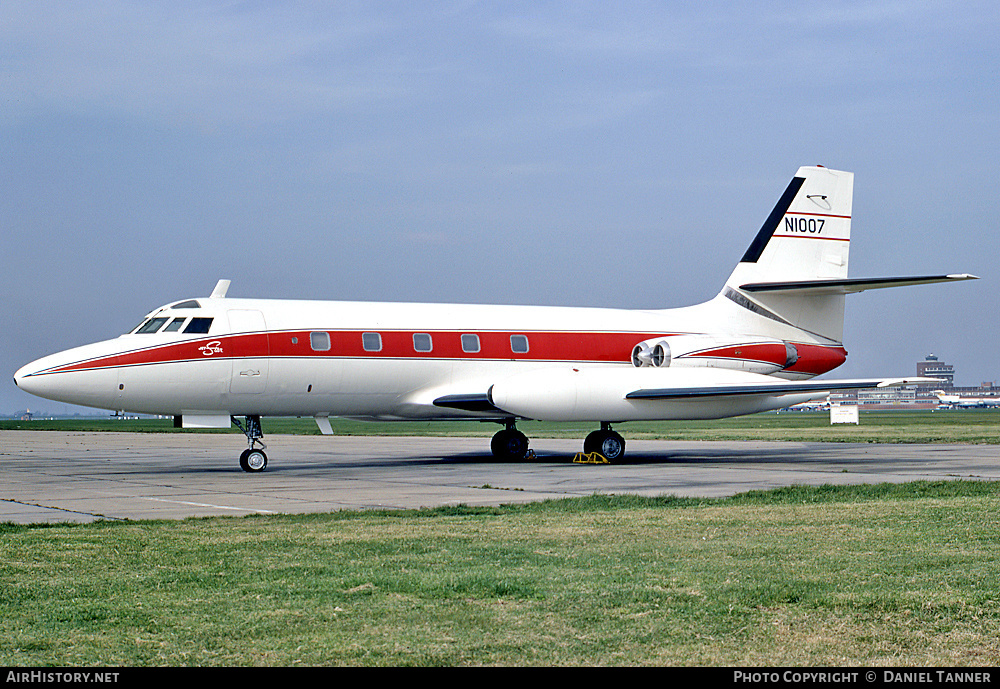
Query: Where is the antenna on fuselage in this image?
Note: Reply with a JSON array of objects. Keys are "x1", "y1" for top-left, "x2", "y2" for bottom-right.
[{"x1": 210, "y1": 279, "x2": 231, "y2": 299}]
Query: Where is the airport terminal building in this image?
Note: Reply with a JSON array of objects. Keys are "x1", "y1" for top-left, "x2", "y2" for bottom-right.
[{"x1": 829, "y1": 354, "x2": 1000, "y2": 409}]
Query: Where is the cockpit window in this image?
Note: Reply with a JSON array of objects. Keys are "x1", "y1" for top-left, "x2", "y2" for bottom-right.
[
  {"x1": 183, "y1": 317, "x2": 214, "y2": 334},
  {"x1": 171, "y1": 300, "x2": 201, "y2": 309},
  {"x1": 163, "y1": 317, "x2": 186, "y2": 332},
  {"x1": 136, "y1": 317, "x2": 169, "y2": 334}
]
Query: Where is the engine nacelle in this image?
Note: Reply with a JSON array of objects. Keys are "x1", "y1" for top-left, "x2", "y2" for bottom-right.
[
  {"x1": 488, "y1": 366, "x2": 823, "y2": 422},
  {"x1": 631, "y1": 340, "x2": 671, "y2": 368},
  {"x1": 631, "y1": 335, "x2": 798, "y2": 375}
]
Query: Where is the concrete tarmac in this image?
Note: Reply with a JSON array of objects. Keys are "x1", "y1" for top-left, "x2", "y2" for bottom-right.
[{"x1": 3, "y1": 430, "x2": 1000, "y2": 524}]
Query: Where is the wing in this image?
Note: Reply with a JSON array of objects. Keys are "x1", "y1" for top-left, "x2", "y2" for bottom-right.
[
  {"x1": 624, "y1": 377, "x2": 936, "y2": 400},
  {"x1": 476, "y1": 366, "x2": 942, "y2": 423}
]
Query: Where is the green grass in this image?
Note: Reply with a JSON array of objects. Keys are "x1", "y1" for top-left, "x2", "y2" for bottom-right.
[
  {"x1": 4, "y1": 409, "x2": 1000, "y2": 444},
  {"x1": 3, "y1": 482, "x2": 1000, "y2": 666}
]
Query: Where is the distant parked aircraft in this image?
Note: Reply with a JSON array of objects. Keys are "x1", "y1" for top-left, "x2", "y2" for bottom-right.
[{"x1": 933, "y1": 390, "x2": 1000, "y2": 408}]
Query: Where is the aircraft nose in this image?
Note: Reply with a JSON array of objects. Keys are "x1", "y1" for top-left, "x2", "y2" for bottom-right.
[
  {"x1": 14, "y1": 352, "x2": 81, "y2": 402},
  {"x1": 14, "y1": 345, "x2": 123, "y2": 409},
  {"x1": 14, "y1": 362, "x2": 30, "y2": 387},
  {"x1": 13, "y1": 360, "x2": 47, "y2": 398}
]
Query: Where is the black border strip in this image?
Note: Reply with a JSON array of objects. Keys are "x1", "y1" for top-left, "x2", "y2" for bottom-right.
[{"x1": 740, "y1": 176, "x2": 805, "y2": 263}]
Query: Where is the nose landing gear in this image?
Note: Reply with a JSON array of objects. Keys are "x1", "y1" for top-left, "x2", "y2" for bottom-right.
[{"x1": 233, "y1": 415, "x2": 268, "y2": 472}]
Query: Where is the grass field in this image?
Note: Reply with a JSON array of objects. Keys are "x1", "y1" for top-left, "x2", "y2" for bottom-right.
[
  {"x1": 2, "y1": 482, "x2": 999, "y2": 666},
  {"x1": 4, "y1": 411, "x2": 1000, "y2": 666}
]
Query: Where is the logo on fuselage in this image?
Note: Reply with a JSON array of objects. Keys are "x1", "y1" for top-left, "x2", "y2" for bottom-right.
[{"x1": 199, "y1": 341, "x2": 224, "y2": 356}]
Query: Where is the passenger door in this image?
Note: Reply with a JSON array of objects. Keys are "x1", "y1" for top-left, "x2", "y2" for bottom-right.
[{"x1": 227, "y1": 309, "x2": 269, "y2": 394}]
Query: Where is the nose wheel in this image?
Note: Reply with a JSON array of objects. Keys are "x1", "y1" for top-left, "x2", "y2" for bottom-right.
[
  {"x1": 233, "y1": 415, "x2": 268, "y2": 472},
  {"x1": 239, "y1": 447, "x2": 268, "y2": 472}
]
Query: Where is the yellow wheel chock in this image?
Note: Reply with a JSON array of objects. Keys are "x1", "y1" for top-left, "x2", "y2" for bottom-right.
[{"x1": 573, "y1": 451, "x2": 610, "y2": 465}]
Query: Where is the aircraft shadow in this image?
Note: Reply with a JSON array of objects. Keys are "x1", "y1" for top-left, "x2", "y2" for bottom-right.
[{"x1": 126, "y1": 443, "x2": 871, "y2": 474}]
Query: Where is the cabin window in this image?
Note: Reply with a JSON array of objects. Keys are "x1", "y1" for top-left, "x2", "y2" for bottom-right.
[
  {"x1": 362, "y1": 332, "x2": 382, "y2": 352},
  {"x1": 510, "y1": 334, "x2": 529, "y2": 354},
  {"x1": 136, "y1": 317, "x2": 169, "y2": 334},
  {"x1": 461, "y1": 334, "x2": 480, "y2": 353},
  {"x1": 310, "y1": 331, "x2": 331, "y2": 352},
  {"x1": 184, "y1": 317, "x2": 214, "y2": 334},
  {"x1": 413, "y1": 333, "x2": 433, "y2": 352},
  {"x1": 163, "y1": 318, "x2": 186, "y2": 332}
]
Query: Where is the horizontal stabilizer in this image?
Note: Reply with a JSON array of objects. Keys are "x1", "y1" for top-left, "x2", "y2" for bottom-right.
[
  {"x1": 625, "y1": 377, "x2": 939, "y2": 401},
  {"x1": 740, "y1": 274, "x2": 978, "y2": 295}
]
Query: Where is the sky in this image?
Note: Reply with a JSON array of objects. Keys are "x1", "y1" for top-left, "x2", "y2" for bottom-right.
[{"x1": 2, "y1": 1, "x2": 998, "y2": 415}]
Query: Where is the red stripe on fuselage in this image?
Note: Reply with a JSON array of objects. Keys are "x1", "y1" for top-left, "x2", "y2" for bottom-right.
[
  {"x1": 33, "y1": 331, "x2": 849, "y2": 377},
  {"x1": 268, "y1": 330, "x2": 670, "y2": 362},
  {"x1": 679, "y1": 343, "x2": 790, "y2": 366},
  {"x1": 38, "y1": 330, "x2": 677, "y2": 374},
  {"x1": 37, "y1": 333, "x2": 271, "y2": 375}
]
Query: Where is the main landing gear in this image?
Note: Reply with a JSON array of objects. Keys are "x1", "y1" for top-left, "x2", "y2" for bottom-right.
[
  {"x1": 490, "y1": 420, "x2": 626, "y2": 463},
  {"x1": 491, "y1": 419, "x2": 531, "y2": 461},
  {"x1": 233, "y1": 415, "x2": 268, "y2": 472},
  {"x1": 583, "y1": 423, "x2": 626, "y2": 463}
]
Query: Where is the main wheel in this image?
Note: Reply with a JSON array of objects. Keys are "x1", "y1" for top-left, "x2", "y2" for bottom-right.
[
  {"x1": 583, "y1": 430, "x2": 625, "y2": 462},
  {"x1": 491, "y1": 429, "x2": 530, "y2": 461},
  {"x1": 239, "y1": 448, "x2": 268, "y2": 472}
]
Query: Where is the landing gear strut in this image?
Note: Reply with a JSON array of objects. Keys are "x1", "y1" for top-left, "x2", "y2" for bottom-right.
[
  {"x1": 491, "y1": 419, "x2": 530, "y2": 461},
  {"x1": 233, "y1": 414, "x2": 268, "y2": 472},
  {"x1": 584, "y1": 423, "x2": 626, "y2": 462}
]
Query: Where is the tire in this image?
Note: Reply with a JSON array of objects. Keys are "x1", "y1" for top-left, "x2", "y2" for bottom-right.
[
  {"x1": 491, "y1": 429, "x2": 529, "y2": 461},
  {"x1": 240, "y1": 448, "x2": 268, "y2": 472},
  {"x1": 583, "y1": 430, "x2": 625, "y2": 462}
]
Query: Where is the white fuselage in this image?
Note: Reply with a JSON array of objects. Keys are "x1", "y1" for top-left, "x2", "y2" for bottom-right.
[{"x1": 14, "y1": 293, "x2": 847, "y2": 423}]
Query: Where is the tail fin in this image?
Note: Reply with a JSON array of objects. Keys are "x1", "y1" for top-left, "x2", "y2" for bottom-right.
[{"x1": 723, "y1": 166, "x2": 854, "y2": 342}]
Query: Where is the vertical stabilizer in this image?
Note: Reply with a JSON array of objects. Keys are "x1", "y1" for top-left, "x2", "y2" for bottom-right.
[{"x1": 723, "y1": 166, "x2": 853, "y2": 342}]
